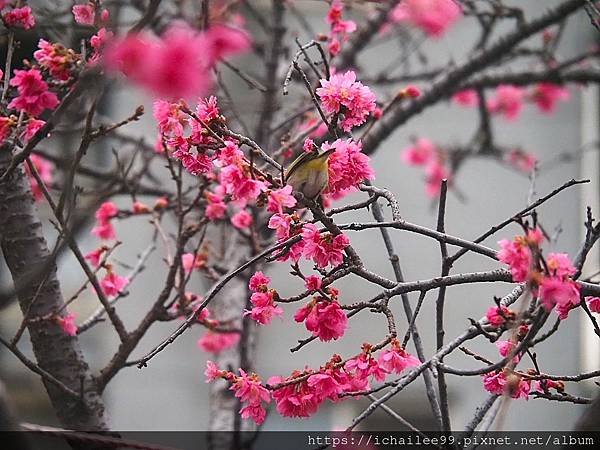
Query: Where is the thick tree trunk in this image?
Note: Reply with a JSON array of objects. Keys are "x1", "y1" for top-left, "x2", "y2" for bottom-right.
[{"x1": 0, "y1": 150, "x2": 108, "y2": 431}]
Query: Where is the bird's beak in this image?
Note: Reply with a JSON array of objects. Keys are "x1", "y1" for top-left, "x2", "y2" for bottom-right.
[{"x1": 321, "y1": 148, "x2": 335, "y2": 158}]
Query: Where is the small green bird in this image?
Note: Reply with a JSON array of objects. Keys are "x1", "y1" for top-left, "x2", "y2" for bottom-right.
[{"x1": 285, "y1": 148, "x2": 335, "y2": 199}]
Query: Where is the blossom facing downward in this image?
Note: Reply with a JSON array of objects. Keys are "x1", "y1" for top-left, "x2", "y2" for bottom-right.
[
  {"x1": 72, "y1": 4, "x2": 95, "y2": 25},
  {"x1": 57, "y1": 312, "x2": 78, "y2": 336},
  {"x1": 231, "y1": 209, "x2": 253, "y2": 229},
  {"x1": 452, "y1": 89, "x2": 478, "y2": 107},
  {"x1": 3, "y1": 6, "x2": 35, "y2": 30},
  {"x1": 506, "y1": 149, "x2": 537, "y2": 174},
  {"x1": 487, "y1": 85, "x2": 524, "y2": 121},
  {"x1": 378, "y1": 339, "x2": 421, "y2": 374},
  {"x1": 301, "y1": 223, "x2": 350, "y2": 268},
  {"x1": 25, "y1": 154, "x2": 53, "y2": 202},
  {"x1": 267, "y1": 185, "x2": 297, "y2": 213},
  {"x1": 294, "y1": 298, "x2": 348, "y2": 341},
  {"x1": 486, "y1": 305, "x2": 514, "y2": 327},
  {"x1": 316, "y1": 71, "x2": 377, "y2": 132},
  {"x1": 103, "y1": 23, "x2": 249, "y2": 99},
  {"x1": 231, "y1": 370, "x2": 271, "y2": 425},
  {"x1": 323, "y1": 139, "x2": 374, "y2": 198},
  {"x1": 85, "y1": 246, "x2": 107, "y2": 267},
  {"x1": 8, "y1": 69, "x2": 59, "y2": 116},
  {"x1": 497, "y1": 233, "x2": 537, "y2": 282},
  {"x1": 587, "y1": 296, "x2": 600, "y2": 313},
  {"x1": 245, "y1": 271, "x2": 283, "y2": 325},
  {"x1": 390, "y1": 0, "x2": 462, "y2": 37},
  {"x1": 532, "y1": 83, "x2": 569, "y2": 114},
  {"x1": 100, "y1": 271, "x2": 129, "y2": 298},
  {"x1": 197, "y1": 331, "x2": 240, "y2": 354},
  {"x1": 402, "y1": 138, "x2": 435, "y2": 166},
  {"x1": 92, "y1": 201, "x2": 119, "y2": 240}
]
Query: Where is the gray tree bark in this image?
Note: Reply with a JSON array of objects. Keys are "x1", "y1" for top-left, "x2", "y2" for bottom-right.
[{"x1": 0, "y1": 149, "x2": 109, "y2": 431}]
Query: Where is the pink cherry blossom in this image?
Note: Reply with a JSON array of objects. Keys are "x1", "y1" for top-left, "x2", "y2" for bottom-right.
[
  {"x1": 249, "y1": 271, "x2": 270, "y2": 291},
  {"x1": 538, "y1": 277, "x2": 581, "y2": 319},
  {"x1": 402, "y1": 138, "x2": 435, "y2": 166},
  {"x1": 316, "y1": 71, "x2": 377, "y2": 131},
  {"x1": 506, "y1": 149, "x2": 537, "y2": 173},
  {"x1": 482, "y1": 370, "x2": 507, "y2": 395},
  {"x1": 267, "y1": 185, "x2": 297, "y2": 213},
  {"x1": 231, "y1": 369, "x2": 271, "y2": 406},
  {"x1": 425, "y1": 160, "x2": 450, "y2": 198},
  {"x1": 203, "y1": 24, "x2": 251, "y2": 65},
  {"x1": 377, "y1": 340, "x2": 421, "y2": 375},
  {"x1": 268, "y1": 213, "x2": 292, "y2": 241},
  {"x1": 532, "y1": 83, "x2": 570, "y2": 114},
  {"x1": 269, "y1": 375, "x2": 320, "y2": 418},
  {"x1": 390, "y1": 0, "x2": 462, "y2": 37},
  {"x1": 485, "y1": 305, "x2": 513, "y2": 327},
  {"x1": 91, "y1": 221, "x2": 116, "y2": 240},
  {"x1": 100, "y1": 271, "x2": 129, "y2": 297},
  {"x1": 96, "y1": 201, "x2": 119, "y2": 222},
  {"x1": 205, "y1": 191, "x2": 227, "y2": 220},
  {"x1": 326, "y1": 0, "x2": 356, "y2": 35},
  {"x1": 3, "y1": 6, "x2": 35, "y2": 30},
  {"x1": 345, "y1": 352, "x2": 389, "y2": 382},
  {"x1": 452, "y1": 89, "x2": 478, "y2": 107},
  {"x1": 546, "y1": 253, "x2": 576, "y2": 278},
  {"x1": 72, "y1": 3, "x2": 95, "y2": 26},
  {"x1": 301, "y1": 223, "x2": 350, "y2": 268},
  {"x1": 231, "y1": 369, "x2": 270, "y2": 425},
  {"x1": 325, "y1": 0, "x2": 356, "y2": 56},
  {"x1": 204, "y1": 360, "x2": 221, "y2": 382},
  {"x1": 305, "y1": 275, "x2": 323, "y2": 292},
  {"x1": 25, "y1": 154, "x2": 53, "y2": 202},
  {"x1": 231, "y1": 209, "x2": 253, "y2": 229},
  {"x1": 153, "y1": 100, "x2": 185, "y2": 137},
  {"x1": 294, "y1": 299, "x2": 348, "y2": 341},
  {"x1": 498, "y1": 235, "x2": 533, "y2": 282},
  {"x1": 0, "y1": 115, "x2": 14, "y2": 145},
  {"x1": 587, "y1": 296, "x2": 600, "y2": 313},
  {"x1": 245, "y1": 287, "x2": 283, "y2": 325},
  {"x1": 197, "y1": 331, "x2": 240, "y2": 354},
  {"x1": 496, "y1": 340, "x2": 516, "y2": 357},
  {"x1": 323, "y1": 139, "x2": 374, "y2": 198},
  {"x1": 240, "y1": 403, "x2": 267, "y2": 425},
  {"x1": 487, "y1": 85, "x2": 525, "y2": 121},
  {"x1": 22, "y1": 119, "x2": 45, "y2": 144},
  {"x1": 85, "y1": 247, "x2": 107, "y2": 267},
  {"x1": 8, "y1": 69, "x2": 59, "y2": 116},
  {"x1": 34, "y1": 40, "x2": 75, "y2": 81},
  {"x1": 220, "y1": 164, "x2": 265, "y2": 204},
  {"x1": 57, "y1": 312, "x2": 78, "y2": 336},
  {"x1": 307, "y1": 371, "x2": 345, "y2": 402},
  {"x1": 90, "y1": 27, "x2": 113, "y2": 55},
  {"x1": 104, "y1": 23, "x2": 248, "y2": 99},
  {"x1": 196, "y1": 96, "x2": 219, "y2": 122}
]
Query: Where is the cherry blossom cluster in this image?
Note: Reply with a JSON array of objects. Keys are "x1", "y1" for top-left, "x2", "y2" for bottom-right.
[
  {"x1": 104, "y1": 22, "x2": 250, "y2": 99},
  {"x1": 316, "y1": 70, "x2": 377, "y2": 132},
  {"x1": 205, "y1": 338, "x2": 421, "y2": 424},
  {"x1": 324, "y1": 0, "x2": 356, "y2": 57},
  {"x1": 497, "y1": 227, "x2": 584, "y2": 320},
  {"x1": 454, "y1": 83, "x2": 571, "y2": 120},
  {"x1": 482, "y1": 310, "x2": 567, "y2": 400},
  {"x1": 401, "y1": 138, "x2": 451, "y2": 197},
  {"x1": 388, "y1": 0, "x2": 462, "y2": 37}
]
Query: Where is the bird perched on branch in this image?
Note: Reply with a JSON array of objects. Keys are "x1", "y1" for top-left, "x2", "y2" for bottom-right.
[{"x1": 285, "y1": 148, "x2": 334, "y2": 200}]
